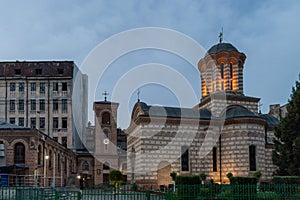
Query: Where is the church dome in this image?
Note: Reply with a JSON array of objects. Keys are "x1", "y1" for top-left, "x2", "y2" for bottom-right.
[{"x1": 207, "y1": 42, "x2": 238, "y2": 54}]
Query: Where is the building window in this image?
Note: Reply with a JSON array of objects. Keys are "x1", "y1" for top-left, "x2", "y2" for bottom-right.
[
  {"x1": 249, "y1": 145, "x2": 256, "y2": 171},
  {"x1": 53, "y1": 137, "x2": 58, "y2": 142},
  {"x1": 14, "y1": 142, "x2": 25, "y2": 164},
  {"x1": 62, "y1": 137, "x2": 67, "y2": 148},
  {"x1": 18, "y1": 100, "x2": 24, "y2": 111},
  {"x1": 30, "y1": 118, "x2": 36, "y2": 129},
  {"x1": 62, "y1": 82, "x2": 67, "y2": 91},
  {"x1": 10, "y1": 83, "x2": 16, "y2": 92},
  {"x1": 40, "y1": 117, "x2": 45, "y2": 129},
  {"x1": 104, "y1": 129, "x2": 109, "y2": 139},
  {"x1": 82, "y1": 161, "x2": 89, "y2": 170},
  {"x1": 57, "y1": 154, "x2": 60, "y2": 170},
  {"x1": 53, "y1": 82, "x2": 58, "y2": 91},
  {"x1": 9, "y1": 100, "x2": 15, "y2": 111},
  {"x1": 220, "y1": 64, "x2": 224, "y2": 79},
  {"x1": 181, "y1": 146, "x2": 189, "y2": 171},
  {"x1": 49, "y1": 150, "x2": 52, "y2": 168},
  {"x1": 15, "y1": 69, "x2": 21, "y2": 75},
  {"x1": 103, "y1": 162, "x2": 110, "y2": 170},
  {"x1": 19, "y1": 118, "x2": 24, "y2": 126},
  {"x1": 213, "y1": 147, "x2": 217, "y2": 172},
  {"x1": 35, "y1": 69, "x2": 42, "y2": 75},
  {"x1": 40, "y1": 99, "x2": 45, "y2": 111},
  {"x1": 31, "y1": 83, "x2": 36, "y2": 92},
  {"x1": 53, "y1": 117, "x2": 58, "y2": 129},
  {"x1": 53, "y1": 99, "x2": 58, "y2": 110},
  {"x1": 9, "y1": 118, "x2": 15, "y2": 124},
  {"x1": 102, "y1": 112, "x2": 110, "y2": 125},
  {"x1": 62, "y1": 117, "x2": 67, "y2": 129},
  {"x1": 19, "y1": 82, "x2": 24, "y2": 92},
  {"x1": 62, "y1": 99, "x2": 68, "y2": 110},
  {"x1": 40, "y1": 82, "x2": 45, "y2": 93},
  {"x1": 57, "y1": 68, "x2": 64, "y2": 75},
  {"x1": 31, "y1": 99, "x2": 36, "y2": 111},
  {"x1": 38, "y1": 145, "x2": 42, "y2": 165},
  {"x1": 230, "y1": 64, "x2": 233, "y2": 79}
]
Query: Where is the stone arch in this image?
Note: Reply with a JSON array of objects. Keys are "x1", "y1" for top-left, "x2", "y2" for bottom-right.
[
  {"x1": 157, "y1": 161, "x2": 172, "y2": 188},
  {"x1": 10, "y1": 139, "x2": 29, "y2": 152},
  {"x1": 82, "y1": 161, "x2": 90, "y2": 170},
  {"x1": 103, "y1": 161, "x2": 110, "y2": 170}
]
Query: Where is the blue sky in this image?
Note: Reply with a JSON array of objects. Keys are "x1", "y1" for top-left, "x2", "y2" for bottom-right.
[{"x1": 1, "y1": 0, "x2": 299, "y2": 128}]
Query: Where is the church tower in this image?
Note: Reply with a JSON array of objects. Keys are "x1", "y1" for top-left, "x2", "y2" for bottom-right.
[{"x1": 93, "y1": 92, "x2": 119, "y2": 184}]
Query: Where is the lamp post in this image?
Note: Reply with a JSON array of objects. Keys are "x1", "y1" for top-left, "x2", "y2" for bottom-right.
[{"x1": 44, "y1": 153, "x2": 49, "y2": 187}]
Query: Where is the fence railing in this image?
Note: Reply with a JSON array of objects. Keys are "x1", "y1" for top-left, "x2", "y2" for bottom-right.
[{"x1": 0, "y1": 183, "x2": 300, "y2": 200}]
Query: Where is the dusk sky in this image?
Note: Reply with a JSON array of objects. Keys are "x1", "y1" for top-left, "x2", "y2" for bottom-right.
[{"x1": 1, "y1": 1, "x2": 299, "y2": 128}]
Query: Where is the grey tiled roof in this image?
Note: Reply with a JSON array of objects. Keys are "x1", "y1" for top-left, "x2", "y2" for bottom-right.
[
  {"x1": 260, "y1": 114, "x2": 279, "y2": 126},
  {"x1": 207, "y1": 43, "x2": 238, "y2": 54},
  {"x1": 0, "y1": 121, "x2": 31, "y2": 130},
  {"x1": 223, "y1": 106, "x2": 259, "y2": 119}
]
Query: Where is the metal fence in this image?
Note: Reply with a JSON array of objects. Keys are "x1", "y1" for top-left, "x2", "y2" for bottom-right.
[{"x1": 1, "y1": 184, "x2": 300, "y2": 200}]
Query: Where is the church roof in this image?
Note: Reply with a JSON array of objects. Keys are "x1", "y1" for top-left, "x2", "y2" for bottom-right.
[
  {"x1": 223, "y1": 106, "x2": 258, "y2": 119},
  {"x1": 137, "y1": 102, "x2": 211, "y2": 120},
  {"x1": 259, "y1": 114, "x2": 279, "y2": 127},
  {"x1": 0, "y1": 121, "x2": 32, "y2": 130},
  {"x1": 207, "y1": 42, "x2": 238, "y2": 54}
]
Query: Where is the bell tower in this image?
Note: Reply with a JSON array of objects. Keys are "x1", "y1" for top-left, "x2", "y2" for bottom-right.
[{"x1": 198, "y1": 42, "x2": 246, "y2": 97}]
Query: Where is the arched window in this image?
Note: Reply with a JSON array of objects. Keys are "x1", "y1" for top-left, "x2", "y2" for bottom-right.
[
  {"x1": 49, "y1": 150, "x2": 52, "y2": 168},
  {"x1": 181, "y1": 146, "x2": 189, "y2": 171},
  {"x1": 14, "y1": 142, "x2": 25, "y2": 164},
  {"x1": 102, "y1": 112, "x2": 111, "y2": 125},
  {"x1": 58, "y1": 154, "x2": 61, "y2": 170},
  {"x1": 213, "y1": 147, "x2": 217, "y2": 172},
  {"x1": 103, "y1": 162, "x2": 110, "y2": 170},
  {"x1": 82, "y1": 161, "x2": 89, "y2": 170},
  {"x1": 220, "y1": 64, "x2": 224, "y2": 79},
  {"x1": 38, "y1": 145, "x2": 42, "y2": 165},
  {"x1": 249, "y1": 145, "x2": 256, "y2": 171}
]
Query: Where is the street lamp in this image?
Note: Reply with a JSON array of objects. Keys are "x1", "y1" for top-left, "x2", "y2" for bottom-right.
[{"x1": 44, "y1": 154, "x2": 49, "y2": 187}]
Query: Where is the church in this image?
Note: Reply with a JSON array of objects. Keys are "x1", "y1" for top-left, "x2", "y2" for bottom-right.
[{"x1": 125, "y1": 40, "x2": 279, "y2": 189}]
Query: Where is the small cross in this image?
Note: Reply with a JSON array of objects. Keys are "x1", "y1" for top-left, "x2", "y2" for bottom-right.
[
  {"x1": 102, "y1": 90, "x2": 109, "y2": 102},
  {"x1": 219, "y1": 27, "x2": 223, "y2": 43},
  {"x1": 137, "y1": 88, "x2": 140, "y2": 102}
]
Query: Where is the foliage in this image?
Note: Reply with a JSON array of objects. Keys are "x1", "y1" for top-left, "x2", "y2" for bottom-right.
[
  {"x1": 109, "y1": 170, "x2": 123, "y2": 183},
  {"x1": 230, "y1": 176, "x2": 257, "y2": 184},
  {"x1": 253, "y1": 171, "x2": 262, "y2": 180},
  {"x1": 199, "y1": 173, "x2": 207, "y2": 182},
  {"x1": 175, "y1": 175, "x2": 201, "y2": 185},
  {"x1": 170, "y1": 171, "x2": 177, "y2": 181},
  {"x1": 273, "y1": 76, "x2": 300, "y2": 176},
  {"x1": 273, "y1": 176, "x2": 300, "y2": 184},
  {"x1": 226, "y1": 172, "x2": 233, "y2": 182}
]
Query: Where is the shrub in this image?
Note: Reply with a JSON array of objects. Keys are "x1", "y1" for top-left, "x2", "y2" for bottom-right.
[
  {"x1": 175, "y1": 175, "x2": 201, "y2": 185},
  {"x1": 273, "y1": 176, "x2": 300, "y2": 184}
]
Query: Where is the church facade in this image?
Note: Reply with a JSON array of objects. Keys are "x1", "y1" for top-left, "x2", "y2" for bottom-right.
[{"x1": 126, "y1": 42, "x2": 278, "y2": 189}]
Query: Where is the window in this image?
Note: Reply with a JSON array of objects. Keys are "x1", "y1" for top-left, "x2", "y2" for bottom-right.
[
  {"x1": 49, "y1": 150, "x2": 52, "y2": 168},
  {"x1": 57, "y1": 68, "x2": 64, "y2": 75},
  {"x1": 31, "y1": 83, "x2": 36, "y2": 92},
  {"x1": 181, "y1": 146, "x2": 189, "y2": 171},
  {"x1": 103, "y1": 162, "x2": 110, "y2": 170},
  {"x1": 62, "y1": 99, "x2": 68, "y2": 110},
  {"x1": 57, "y1": 154, "x2": 60, "y2": 170},
  {"x1": 82, "y1": 161, "x2": 89, "y2": 170},
  {"x1": 102, "y1": 112, "x2": 110, "y2": 125},
  {"x1": 31, "y1": 99, "x2": 36, "y2": 111},
  {"x1": 53, "y1": 137, "x2": 58, "y2": 142},
  {"x1": 19, "y1": 82, "x2": 24, "y2": 92},
  {"x1": 19, "y1": 118, "x2": 24, "y2": 126},
  {"x1": 38, "y1": 145, "x2": 42, "y2": 165},
  {"x1": 15, "y1": 69, "x2": 21, "y2": 75},
  {"x1": 53, "y1": 117, "x2": 58, "y2": 129},
  {"x1": 40, "y1": 117, "x2": 45, "y2": 129},
  {"x1": 62, "y1": 117, "x2": 67, "y2": 129},
  {"x1": 30, "y1": 118, "x2": 36, "y2": 129},
  {"x1": 62, "y1": 137, "x2": 67, "y2": 148},
  {"x1": 9, "y1": 100, "x2": 15, "y2": 111},
  {"x1": 53, "y1": 99, "x2": 58, "y2": 110},
  {"x1": 249, "y1": 145, "x2": 256, "y2": 171},
  {"x1": 229, "y1": 64, "x2": 233, "y2": 79},
  {"x1": 18, "y1": 100, "x2": 24, "y2": 111},
  {"x1": 14, "y1": 143, "x2": 25, "y2": 164},
  {"x1": 10, "y1": 83, "x2": 16, "y2": 92},
  {"x1": 220, "y1": 64, "x2": 224, "y2": 79},
  {"x1": 62, "y1": 82, "x2": 67, "y2": 91},
  {"x1": 213, "y1": 147, "x2": 217, "y2": 172},
  {"x1": 40, "y1": 99, "x2": 45, "y2": 111},
  {"x1": 9, "y1": 118, "x2": 15, "y2": 124},
  {"x1": 104, "y1": 129, "x2": 109, "y2": 139},
  {"x1": 40, "y1": 82, "x2": 45, "y2": 93},
  {"x1": 35, "y1": 69, "x2": 42, "y2": 75},
  {"x1": 53, "y1": 82, "x2": 58, "y2": 91}
]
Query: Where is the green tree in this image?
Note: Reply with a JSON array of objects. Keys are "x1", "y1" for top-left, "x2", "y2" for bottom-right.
[
  {"x1": 272, "y1": 76, "x2": 300, "y2": 176},
  {"x1": 109, "y1": 170, "x2": 123, "y2": 190}
]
